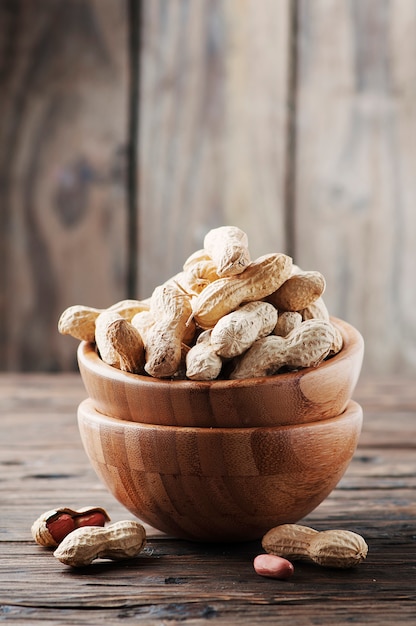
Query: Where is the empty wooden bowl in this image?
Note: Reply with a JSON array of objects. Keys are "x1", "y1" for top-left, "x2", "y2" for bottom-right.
[
  {"x1": 77, "y1": 317, "x2": 364, "y2": 428},
  {"x1": 77, "y1": 398, "x2": 363, "y2": 542}
]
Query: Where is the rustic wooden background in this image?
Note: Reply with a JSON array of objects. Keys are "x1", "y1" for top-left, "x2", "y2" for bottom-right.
[{"x1": 1, "y1": 0, "x2": 415, "y2": 374}]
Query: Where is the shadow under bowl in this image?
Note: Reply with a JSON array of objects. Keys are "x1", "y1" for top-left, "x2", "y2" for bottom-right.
[
  {"x1": 77, "y1": 397, "x2": 363, "y2": 542},
  {"x1": 77, "y1": 317, "x2": 364, "y2": 428}
]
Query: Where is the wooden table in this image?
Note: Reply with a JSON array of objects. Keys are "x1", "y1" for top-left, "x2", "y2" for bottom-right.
[{"x1": 1, "y1": 374, "x2": 415, "y2": 624}]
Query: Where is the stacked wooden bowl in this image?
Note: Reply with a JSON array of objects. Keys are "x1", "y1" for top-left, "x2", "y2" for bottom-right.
[{"x1": 77, "y1": 317, "x2": 364, "y2": 542}]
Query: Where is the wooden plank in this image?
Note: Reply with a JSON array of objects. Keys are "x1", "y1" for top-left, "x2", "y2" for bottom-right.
[
  {"x1": 0, "y1": 0, "x2": 129, "y2": 371},
  {"x1": 1, "y1": 374, "x2": 416, "y2": 623},
  {"x1": 0, "y1": 529, "x2": 415, "y2": 605},
  {"x1": 3, "y1": 605, "x2": 416, "y2": 626},
  {"x1": 137, "y1": 0, "x2": 290, "y2": 298},
  {"x1": 353, "y1": 376, "x2": 416, "y2": 448},
  {"x1": 354, "y1": 376, "x2": 416, "y2": 411},
  {"x1": 294, "y1": 0, "x2": 416, "y2": 375},
  {"x1": 1, "y1": 604, "x2": 416, "y2": 626}
]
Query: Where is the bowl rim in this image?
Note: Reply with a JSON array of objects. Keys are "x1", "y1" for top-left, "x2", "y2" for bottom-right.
[
  {"x1": 78, "y1": 397, "x2": 363, "y2": 434},
  {"x1": 77, "y1": 316, "x2": 364, "y2": 389}
]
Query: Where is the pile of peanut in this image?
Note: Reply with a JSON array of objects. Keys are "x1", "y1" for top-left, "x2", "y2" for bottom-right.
[
  {"x1": 31, "y1": 508, "x2": 368, "y2": 573},
  {"x1": 58, "y1": 226, "x2": 343, "y2": 381},
  {"x1": 255, "y1": 523, "x2": 368, "y2": 579},
  {"x1": 31, "y1": 506, "x2": 147, "y2": 567}
]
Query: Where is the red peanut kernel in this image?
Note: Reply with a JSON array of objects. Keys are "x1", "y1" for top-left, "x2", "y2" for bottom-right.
[
  {"x1": 74, "y1": 511, "x2": 108, "y2": 529},
  {"x1": 253, "y1": 553, "x2": 295, "y2": 579},
  {"x1": 46, "y1": 514, "x2": 75, "y2": 544}
]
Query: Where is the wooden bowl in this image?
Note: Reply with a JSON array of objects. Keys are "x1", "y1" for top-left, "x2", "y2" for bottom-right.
[
  {"x1": 77, "y1": 317, "x2": 364, "y2": 428},
  {"x1": 77, "y1": 398, "x2": 363, "y2": 542}
]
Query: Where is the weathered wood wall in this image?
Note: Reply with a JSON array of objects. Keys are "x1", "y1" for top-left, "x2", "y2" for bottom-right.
[
  {"x1": 1, "y1": 0, "x2": 415, "y2": 374},
  {"x1": 138, "y1": 0, "x2": 289, "y2": 297},
  {"x1": 294, "y1": 0, "x2": 416, "y2": 375},
  {"x1": 0, "y1": 0, "x2": 129, "y2": 370}
]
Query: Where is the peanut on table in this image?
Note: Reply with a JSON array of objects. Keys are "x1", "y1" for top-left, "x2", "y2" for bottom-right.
[{"x1": 262, "y1": 523, "x2": 368, "y2": 569}]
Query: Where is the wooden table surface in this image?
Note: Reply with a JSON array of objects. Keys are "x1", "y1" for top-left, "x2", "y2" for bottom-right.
[{"x1": 1, "y1": 374, "x2": 415, "y2": 625}]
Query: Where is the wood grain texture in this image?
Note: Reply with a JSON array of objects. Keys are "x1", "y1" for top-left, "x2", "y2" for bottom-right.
[
  {"x1": 294, "y1": 0, "x2": 416, "y2": 374},
  {"x1": 0, "y1": 0, "x2": 129, "y2": 371},
  {"x1": 137, "y1": 0, "x2": 290, "y2": 297},
  {"x1": 77, "y1": 397, "x2": 363, "y2": 541},
  {"x1": 2, "y1": 0, "x2": 416, "y2": 378},
  {"x1": 76, "y1": 317, "x2": 364, "y2": 427},
  {"x1": 1, "y1": 374, "x2": 415, "y2": 624}
]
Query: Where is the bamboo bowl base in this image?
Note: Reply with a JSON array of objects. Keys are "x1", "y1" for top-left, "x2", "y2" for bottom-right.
[{"x1": 78, "y1": 398, "x2": 363, "y2": 542}]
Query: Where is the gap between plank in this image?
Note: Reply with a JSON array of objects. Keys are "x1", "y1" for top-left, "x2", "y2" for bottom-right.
[
  {"x1": 283, "y1": 0, "x2": 299, "y2": 262},
  {"x1": 127, "y1": 0, "x2": 141, "y2": 298}
]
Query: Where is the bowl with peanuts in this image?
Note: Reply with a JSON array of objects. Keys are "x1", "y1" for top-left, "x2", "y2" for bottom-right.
[{"x1": 60, "y1": 226, "x2": 364, "y2": 541}]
